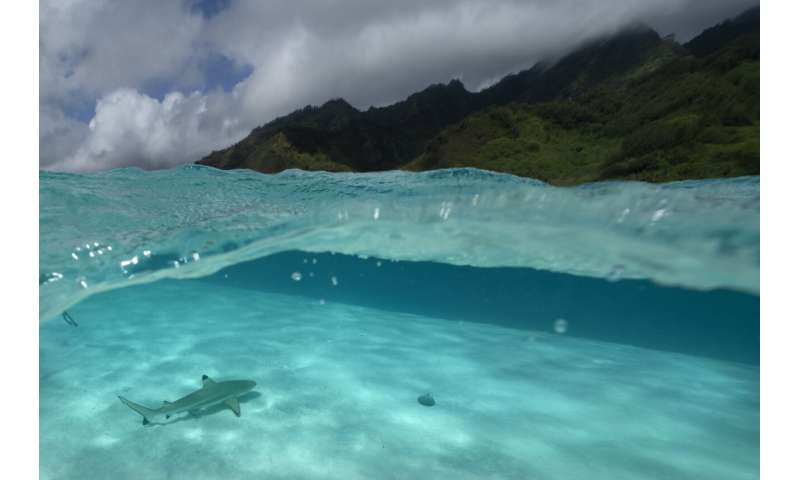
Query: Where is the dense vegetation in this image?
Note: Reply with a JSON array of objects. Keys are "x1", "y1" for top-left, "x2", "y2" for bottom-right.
[{"x1": 199, "y1": 7, "x2": 759, "y2": 185}]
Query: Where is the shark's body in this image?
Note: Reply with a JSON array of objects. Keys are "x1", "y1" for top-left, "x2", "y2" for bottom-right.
[{"x1": 118, "y1": 375, "x2": 256, "y2": 425}]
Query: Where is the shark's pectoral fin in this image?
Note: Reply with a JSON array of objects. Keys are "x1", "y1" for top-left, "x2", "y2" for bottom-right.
[
  {"x1": 142, "y1": 417, "x2": 150, "y2": 425},
  {"x1": 224, "y1": 398, "x2": 241, "y2": 417},
  {"x1": 163, "y1": 400, "x2": 173, "y2": 419}
]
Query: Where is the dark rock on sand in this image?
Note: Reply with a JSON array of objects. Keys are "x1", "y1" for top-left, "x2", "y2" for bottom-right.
[{"x1": 417, "y1": 393, "x2": 435, "y2": 407}]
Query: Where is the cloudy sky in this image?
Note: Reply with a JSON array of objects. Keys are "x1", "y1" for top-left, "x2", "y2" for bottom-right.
[{"x1": 39, "y1": 0, "x2": 757, "y2": 172}]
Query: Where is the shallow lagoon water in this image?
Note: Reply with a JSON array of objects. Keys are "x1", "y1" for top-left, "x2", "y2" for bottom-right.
[{"x1": 40, "y1": 168, "x2": 759, "y2": 479}]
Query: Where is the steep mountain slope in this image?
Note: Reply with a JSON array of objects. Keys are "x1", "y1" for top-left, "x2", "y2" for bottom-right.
[
  {"x1": 407, "y1": 8, "x2": 759, "y2": 184},
  {"x1": 198, "y1": 8, "x2": 759, "y2": 184},
  {"x1": 199, "y1": 26, "x2": 666, "y2": 173}
]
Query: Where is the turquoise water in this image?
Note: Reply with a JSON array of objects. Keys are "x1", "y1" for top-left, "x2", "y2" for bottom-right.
[{"x1": 40, "y1": 167, "x2": 759, "y2": 479}]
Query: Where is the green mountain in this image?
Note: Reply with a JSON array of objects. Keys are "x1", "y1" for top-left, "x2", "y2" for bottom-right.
[{"x1": 198, "y1": 7, "x2": 759, "y2": 185}]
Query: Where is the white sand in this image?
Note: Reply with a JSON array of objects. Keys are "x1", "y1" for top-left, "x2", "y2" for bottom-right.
[{"x1": 40, "y1": 280, "x2": 758, "y2": 479}]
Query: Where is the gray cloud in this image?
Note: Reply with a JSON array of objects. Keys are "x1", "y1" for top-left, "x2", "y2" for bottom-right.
[
  {"x1": 39, "y1": 106, "x2": 89, "y2": 169},
  {"x1": 40, "y1": 0, "x2": 758, "y2": 171},
  {"x1": 40, "y1": 1, "x2": 206, "y2": 103}
]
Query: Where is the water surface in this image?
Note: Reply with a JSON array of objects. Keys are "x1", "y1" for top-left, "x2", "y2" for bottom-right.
[{"x1": 39, "y1": 168, "x2": 759, "y2": 479}]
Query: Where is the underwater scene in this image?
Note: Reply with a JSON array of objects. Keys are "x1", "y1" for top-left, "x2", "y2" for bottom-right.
[{"x1": 39, "y1": 167, "x2": 759, "y2": 479}]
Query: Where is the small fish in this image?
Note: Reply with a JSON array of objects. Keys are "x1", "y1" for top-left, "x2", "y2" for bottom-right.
[
  {"x1": 119, "y1": 375, "x2": 256, "y2": 425},
  {"x1": 62, "y1": 311, "x2": 78, "y2": 327}
]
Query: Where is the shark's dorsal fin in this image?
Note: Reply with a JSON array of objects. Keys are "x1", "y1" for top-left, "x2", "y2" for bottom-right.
[
  {"x1": 224, "y1": 398, "x2": 241, "y2": 417},
  {"x1": 163, "y1": 400, "x2": 171, "y2": 405},
  {"x1": 202, "y1": 374, "x2": 216, "y2": 387}
]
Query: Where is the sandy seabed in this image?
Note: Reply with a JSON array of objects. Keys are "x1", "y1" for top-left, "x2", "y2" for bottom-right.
[{"x1": 40, "y1": 280, "x2": 758, "y2": 480}]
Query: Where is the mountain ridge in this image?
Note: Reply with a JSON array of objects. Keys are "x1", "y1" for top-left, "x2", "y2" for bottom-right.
[{"x1": 198, "y1": 7, "x2": 759, "y2": 185}]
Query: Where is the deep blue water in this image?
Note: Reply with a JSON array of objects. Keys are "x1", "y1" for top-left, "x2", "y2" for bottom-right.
[{"x1": 207, "y1": 250, "x2": 759, "y2": 365}]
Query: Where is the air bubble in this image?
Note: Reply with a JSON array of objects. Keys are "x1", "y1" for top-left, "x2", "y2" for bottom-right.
[
  {"x1": 291, "y1": 272, "x2": 302, "y2": 282},
  {"x1": 651, "y1": 208, "x2": 667, "y2": 222},
  {"x1": 439, "y1": 201, "x2": 452, "y2": 220},
  {"x1": 553, "y1": 318, "x2": 568, "y2": 334},
  {"x1": 607, "y1": 264, "x2": 625, "y2": 281}
]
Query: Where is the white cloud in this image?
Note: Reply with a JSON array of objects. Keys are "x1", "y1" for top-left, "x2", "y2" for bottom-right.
[
  {"x1": 39, "y1": 0, "x2": 758, "y2": 171},
  {"x1": 50, "y1": 88, "x2": 247, "y2": 171}
]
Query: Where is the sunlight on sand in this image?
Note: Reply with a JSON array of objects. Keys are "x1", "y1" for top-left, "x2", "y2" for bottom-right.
[{"x1": 40, "y1": 280, "x2": 758, "y2": 480}]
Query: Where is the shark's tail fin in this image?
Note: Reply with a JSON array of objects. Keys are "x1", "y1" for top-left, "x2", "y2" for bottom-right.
[{"x1": 118, "y1": 396, "x2": 157, "y2": 425}]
